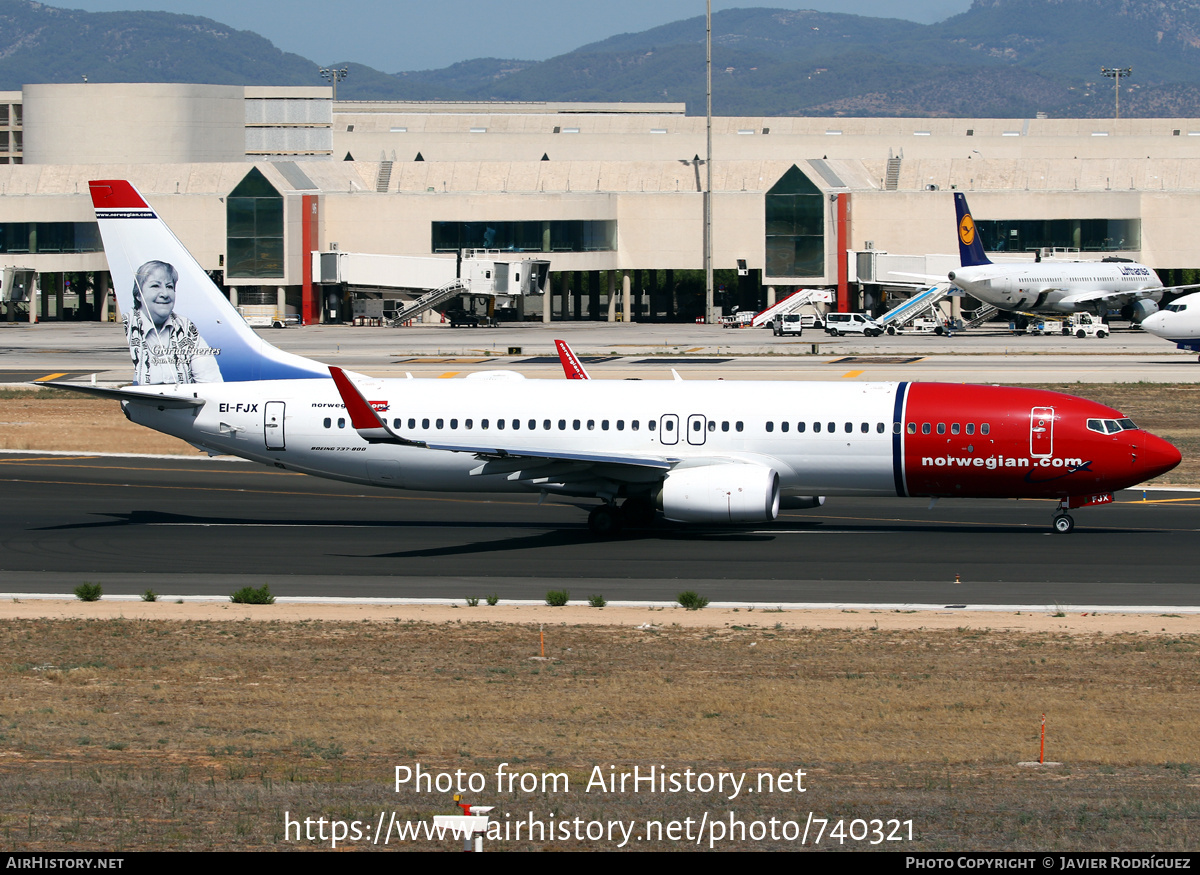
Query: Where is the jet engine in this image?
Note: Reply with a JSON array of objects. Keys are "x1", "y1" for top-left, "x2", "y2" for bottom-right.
[
  {"x1": 658, "y1": 464, "x2": 780, "y2": 524},
  {"x1": 1124, "y1": 299, "x2": 1159, "y2": 324}
]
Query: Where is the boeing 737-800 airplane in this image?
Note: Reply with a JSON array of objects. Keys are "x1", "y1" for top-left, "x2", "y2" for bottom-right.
[
  {"x1": 947, "y1": 193, "x2": 1197, "y2": 322},
  {"x1": 58, "y1": 181, "x2": 1180, "y2": 535},
  {"x1": 1139, "y1": 292, "x2": 1200, "y2": 360}
]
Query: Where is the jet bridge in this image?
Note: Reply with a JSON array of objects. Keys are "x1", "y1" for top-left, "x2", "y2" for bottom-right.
[{"x1": 313, "y1": 250, "x2": 550, "y2": 324}]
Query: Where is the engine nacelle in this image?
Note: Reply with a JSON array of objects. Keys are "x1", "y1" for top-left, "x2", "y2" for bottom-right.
[
  {"x1": 1123, "y1": 299, "x2": 1159, "y2": 323},
  {"x1": 658, "y1": 464, "x2": 780, "y2": 524},
  {"x1": 780, "y1": 495, "x2": 825, "y2": 510}
]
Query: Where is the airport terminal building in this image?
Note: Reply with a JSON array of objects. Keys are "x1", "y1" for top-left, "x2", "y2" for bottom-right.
[{"x1": 3, "y1": 82, "x2": 1200, "y2": 324}]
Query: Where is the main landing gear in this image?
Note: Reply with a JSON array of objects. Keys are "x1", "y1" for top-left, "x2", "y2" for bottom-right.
[{"x1": 587, "y1": 497, "x2": 657, "y2": 536}]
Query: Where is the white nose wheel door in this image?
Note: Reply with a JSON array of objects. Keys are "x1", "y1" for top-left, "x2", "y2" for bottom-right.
[{"x1": 265, "y1": 401, "x2": 286, "y2": 450}]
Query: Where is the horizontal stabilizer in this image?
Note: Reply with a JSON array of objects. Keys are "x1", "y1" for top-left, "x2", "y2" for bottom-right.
[{"x1": 42, "y1": 382, "x2": 205, "y2": 409}]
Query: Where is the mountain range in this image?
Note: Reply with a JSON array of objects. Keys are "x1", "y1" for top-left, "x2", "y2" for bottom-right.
[{"x1": 3, "y1": 0, "x2": 1200, "y2": 117}]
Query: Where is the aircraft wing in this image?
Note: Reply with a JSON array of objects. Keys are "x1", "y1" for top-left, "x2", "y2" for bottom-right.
[
  {"x1": 38, "y1": 382, "x2": 205, "y2": 409},
  {"x1": 329, "y1": 366, "x2": 677, "y2": 471},
  {"x1": 1057, "y1": 287, "x2": 1164, "y2": 307}
]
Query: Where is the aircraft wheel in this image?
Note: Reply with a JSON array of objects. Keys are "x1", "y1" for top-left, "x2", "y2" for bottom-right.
[
  {"x1": 621, "y1": 497, "x2": 656, "y2": 528},
  {"x1": 588, "y1": 505, "x2": 623, "y2": 537},
  {"x1": 1053, "y1": 513, "x2": 1075, "y2": 534}
]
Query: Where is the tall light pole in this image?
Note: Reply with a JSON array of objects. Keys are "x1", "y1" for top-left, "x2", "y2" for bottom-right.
[
  {"x1": 704, "y1": 0, "x2": 714, "y2": 325},
  {"x1": 320, "y1": 66, "x2": 349, "y2": 102},
  {"x1": 1100, "y1": 66, "x2": 1131, "y2": 119}
]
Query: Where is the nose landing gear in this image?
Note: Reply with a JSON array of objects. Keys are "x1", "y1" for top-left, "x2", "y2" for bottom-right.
[{"x1": 1052, "y1": 512, "x2": 1075, "y2": 534}]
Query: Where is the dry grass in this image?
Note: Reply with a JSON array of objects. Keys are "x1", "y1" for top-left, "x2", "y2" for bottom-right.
[{"x1": 1, "y1": 618, "x2": 1197, "y2": 850}]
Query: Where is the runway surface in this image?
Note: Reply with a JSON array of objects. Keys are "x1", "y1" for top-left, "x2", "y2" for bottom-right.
[{"x1": 2, "y1": 454, "x2": 1197, "y2": 607}]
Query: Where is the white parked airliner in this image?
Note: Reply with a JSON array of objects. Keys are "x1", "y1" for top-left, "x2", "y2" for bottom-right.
[
  {"x1": 55, "y1": 181, "x2": 1181, "y2": 535},
  {"x1": 1139, "y1": 292, "x2": 1200, "y2": 361},
  {"x1": 947, "y1": 193, "x2": 1199, "y2": 323}
]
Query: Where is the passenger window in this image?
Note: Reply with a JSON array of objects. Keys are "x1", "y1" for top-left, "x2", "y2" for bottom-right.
[
  {"x1": 466, "y1": 419, "x2": 473, "y2": 429},
  {"x1": 392, "y1": 418, "x2": 400, "y2": 429},
  {"x1": 436, "y1": 418, "x2": 444, "y2": 429},
  {"x1": 558, "y1": 420, "x2": 566, "y2": 430},
  {"x1": 617, "y1": 420, "x2": 625, "y2": 431},
  {"x1": 722, "y1": 421, "x2": 729, "y2": 432},
  {"x1": 324, "y1": 417, "x2": 331, "y2": 428},
  {"x1": 951, "y1": 423, "x2": 960, "y2": 435},
  {"x1": 937, "y1": 423, "x2": 946, "y2": 435},
  {"x1": 860, "y1": 422, "x2": 868, "y2": 433},
  {"x1": 337, "y1": 418, "x2": 345, "y2": 428},
  {"x1": 587, "y1": 420, "x2": 595, "y2": 430},
  {"x1": 528, "y1": 419, "x2": 536, "y2": 430},
  {"x1": 828, "y1": 422, "x2": 835, "y2": 433},
  {"x1": 482, "y1": 419, "x2": 489, "y2": 429},
  {"x1": 511, "y1": 419, "x2": 519, "y2": 430},
  {"x1": 708, "y1": 421, "x2": 716, "y2": 432},
  {"x1": 665, "y1": 420, "x2": 674, "y2": 432},
  {"x1": 797, "y1": 422, "x2": 806, "y2": 433},
  {"x1": 736, "y1": 421, "x2": 743, "y2": 432},
  {"x1": 922, "y1": 423, "x2": 931, "y2": 435},
  {"x1": 814, "y1": 422, "x2": 822, "y2": 433},
  {"x1": 602, "y1": 420, "x2": 610, "y2": 430},
  {"x1": 766, "y1": 421, "x2": 775, "y2": 433},
  {"x1": 907, "y1": 423, "x2": 916, "y2": 434},
  {"x1": 451, "y1": 419, "x2": 458, "y2": 429},
  {"x1": 408, "y1": 418, "x2": 416, "y2": 429},
  {"x1": 422, "y1": 418, "x2": 430, "y2": 429},
  {"x1": 497, "y1": 419, "x2": 505, "y2": 430},
  {"x1": 877, "y1": 423, "x2": 885, "y2": 434},
  {"x1": 693, "y1": 420, "x2": 703, "y2": 432},
  {"x1": 966, "y1": 423, "x2": 975, "y2": 435},
  {"x1": 632, "y1": 421, "x2": 640, "y2": 431},
  {"x1": 543, "y1": 419, "x2": 551, "y2": 430},
  {"x1": 573, "y1": 420, "x2": 581, "y2": 430},
  {"x1": 981, "y1": 423, "x2": 990, "y2": 435},
  {"x1": 781, "y1": 422, "x2": 789, "y2": 433},
  {"x1": 648, "y1": 421, "x2": 656, "y2": 432}
]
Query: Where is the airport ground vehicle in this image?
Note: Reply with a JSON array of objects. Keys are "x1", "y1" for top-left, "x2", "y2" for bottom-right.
[
  {"x1": 61, "y1": 180, "x2": 1182, "y2": 537},
  {"x1": 772, "y1": 313, "x2": 803, "y2": 336},
  {"x1": 825, "y1": 312, "x2": 884, "y2": 337}
]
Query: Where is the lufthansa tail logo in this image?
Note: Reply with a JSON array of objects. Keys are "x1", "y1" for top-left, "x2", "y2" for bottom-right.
[{"x1": 959, "y1": 214, "x2": 976, "y2": 246}]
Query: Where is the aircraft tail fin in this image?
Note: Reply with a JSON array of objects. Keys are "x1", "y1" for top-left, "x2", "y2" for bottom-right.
[
  {"x1": 89, "y1": 180, "x2": 327, "y2": 386},
  {"x1": 953, "y1": 192, "x2": 991, "y2": 268}
]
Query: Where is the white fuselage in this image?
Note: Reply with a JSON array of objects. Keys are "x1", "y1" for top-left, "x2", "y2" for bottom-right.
[
  {"x1": 1139, "y1": 292, "x2": 1200, "y2": 352},
  {"x1": 949, "y1": 261, "x2": 1161, "y2": 313},
  {"x1": 126, "y1": 377, "x2": 902, "y2": 498}
]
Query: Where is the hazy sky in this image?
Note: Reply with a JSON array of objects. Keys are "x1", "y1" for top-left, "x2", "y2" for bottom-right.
[{"x1": 58, "y1": 1, "x2": 973, "y2": 71}]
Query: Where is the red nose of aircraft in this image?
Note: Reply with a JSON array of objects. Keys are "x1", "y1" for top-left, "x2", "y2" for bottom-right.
[{"x1": 1136, "y1": 433, "x2": 1183, "y2": 482}]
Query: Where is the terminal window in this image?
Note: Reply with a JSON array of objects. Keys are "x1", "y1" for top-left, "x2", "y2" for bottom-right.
[
  {"x1": 226, "y1": 167, "x2": 284, "y2": 278},
  {"x1": 975, "y1": 218, "x2": 1140, "y2": 253},
  {"x1": 765, "y1": 165, "x2": 824, "y2": 278}
]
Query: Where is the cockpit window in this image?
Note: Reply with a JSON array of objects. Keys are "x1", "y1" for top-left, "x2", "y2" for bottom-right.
[
  {"x1": 1088, "y1": 417, "x2": 1138, "y2": 435},
  {"x1": 1166, "y1": 303, "x2": 1188, "y2": 312}
]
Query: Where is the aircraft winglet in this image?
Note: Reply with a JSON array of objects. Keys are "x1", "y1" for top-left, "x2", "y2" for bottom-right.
[
  {"x1": 329, "y1": 366, "x2": 423, "y2": 446},
  {"x1": 554, "y1": 339, "x2": 590, "y2": 379}
]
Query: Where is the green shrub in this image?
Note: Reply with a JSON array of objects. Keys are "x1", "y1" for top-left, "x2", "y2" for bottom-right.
[
  {"x1": 230, "y1": 584, "x2": 275, "y2": 605},
  {"x1": 74, "y1": 583, "x2": 102, "y2": 602},
  {"x1": 588, "y1": 594, "x2": 607, "y2": 608},
  {"x1": 545, "y1": 589, "x2": 570, "y2": 607},
  {"x1": 486, "y1": 594, "x2": 499, "y2": 606},
  {"x1": 141, "y1": 589, "x2": 158, "y2": 602},
  {"x1": 677, "y1": 591, "x2": 709, "y2": 610},
  {"x1": 465, "y1": 597, "x2": 479, "y2": 607}
]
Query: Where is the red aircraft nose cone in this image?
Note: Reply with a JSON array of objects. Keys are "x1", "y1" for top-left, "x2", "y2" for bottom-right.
[{"x1": 1139, "y1": 434, "x2": 1182, "y2": 481}]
